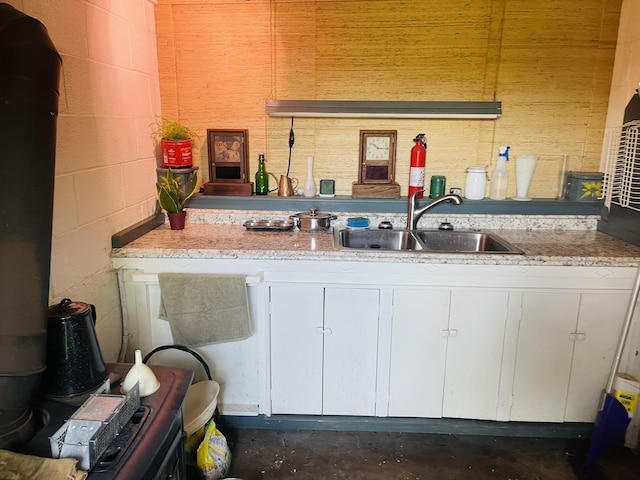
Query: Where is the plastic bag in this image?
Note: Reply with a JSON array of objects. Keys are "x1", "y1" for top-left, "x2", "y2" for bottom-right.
[
  {"x1": 184, "y1": 423, "x2": 206, "y2": 471},
  {"x1": 196, "y1": 417, "x2": 231, "y2": 480}
]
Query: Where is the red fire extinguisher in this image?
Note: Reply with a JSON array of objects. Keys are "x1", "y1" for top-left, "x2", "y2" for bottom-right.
[{"x1": 408, "y1": 133, "x2": 427, "y2": 198}]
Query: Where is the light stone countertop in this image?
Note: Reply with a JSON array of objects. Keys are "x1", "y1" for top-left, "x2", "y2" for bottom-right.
[{"x1": 111, "y1": 211, "x2": 640, "y2": 267}]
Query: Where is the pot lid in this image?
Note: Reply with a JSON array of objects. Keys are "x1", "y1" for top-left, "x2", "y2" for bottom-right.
[
  {"x1": 48, "y1": 298, "x2": 91, "y2": 320},
  {"x1": 292, "y1": 207, "x2": 334, "y2": 219}
]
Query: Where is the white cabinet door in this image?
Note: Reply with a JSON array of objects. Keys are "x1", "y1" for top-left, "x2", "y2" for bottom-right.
[
  {"x1": 511, "y1": 290, "x2": 630, "y2": 423},
  {"x1": 443, "y1": 289, "x2": 510, "y2": 420},
  {"x1": 269, "y1": 285, "x2": 380, "y2": 415},
  {"x1": 388, "y1": 288, "x2": 450, "y2": 417},
  {"x1": 270, "y1": 285, "x2": 324, "y2": 414},
  {"x1": 323, "y1": 287, "x2": 380, "y2": 416},
  {"x1": 565, "y1": 292, "x2": 628, "y2": 422},
  {"x1": 389, "y1": 288, "x2": 509, "y2": 419},
  {"x1": 510, "y1": 291, "x2": 580, "y2": 422}
]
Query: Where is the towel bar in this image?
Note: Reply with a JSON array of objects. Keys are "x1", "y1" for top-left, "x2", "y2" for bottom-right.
[{"x1": 130, "y1": 272, "x2": 262, "y2": 286}]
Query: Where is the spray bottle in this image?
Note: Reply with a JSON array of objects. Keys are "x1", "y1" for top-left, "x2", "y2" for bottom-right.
[{"x1": 489, "y1": 145, "x2": 510, "y2": 200}]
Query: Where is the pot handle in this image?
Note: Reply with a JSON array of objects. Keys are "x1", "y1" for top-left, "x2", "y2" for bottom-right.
[{"x1": 143, "y1": 344, "x2": 213, "y2": 380}]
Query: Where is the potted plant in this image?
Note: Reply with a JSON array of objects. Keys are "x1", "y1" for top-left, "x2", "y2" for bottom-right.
[
  {"x1": 156, "y1": 168, "x2": 199, "y2": 230},
  {"x1": 152, "y1": 118, "x2": 198, "y2": 168}
]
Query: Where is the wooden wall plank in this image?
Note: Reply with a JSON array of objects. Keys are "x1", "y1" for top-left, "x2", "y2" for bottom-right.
[{"x1": 156, "y1": 0, "x2": 621, "y2": 198}]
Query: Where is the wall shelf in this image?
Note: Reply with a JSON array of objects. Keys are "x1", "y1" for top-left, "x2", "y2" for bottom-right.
[
  {"x1": 265, "y1": 99, "x2": 502, "y2": 119},
  {"x1": 187, "y1": 194, "x2": 600, "y2": 215}
]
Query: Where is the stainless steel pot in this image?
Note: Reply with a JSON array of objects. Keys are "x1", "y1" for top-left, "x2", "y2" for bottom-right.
[{"x1": 290, "y1": 208, "x2": 337, "y2": 231}]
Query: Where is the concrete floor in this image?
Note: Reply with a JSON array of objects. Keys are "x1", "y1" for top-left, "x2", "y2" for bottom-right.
[{"x1": 218, "y1": 429, "x2": 640, "y2": 480}]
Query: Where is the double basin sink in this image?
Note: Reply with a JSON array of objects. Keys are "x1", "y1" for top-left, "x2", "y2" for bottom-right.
[{"x1": 334, "y1": 228, "x2": 524, "y2": 254}]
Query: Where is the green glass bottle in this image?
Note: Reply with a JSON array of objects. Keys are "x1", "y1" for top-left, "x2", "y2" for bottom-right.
[{"x1": 255, "y1": 153, "x2": 269, "y2": 195}]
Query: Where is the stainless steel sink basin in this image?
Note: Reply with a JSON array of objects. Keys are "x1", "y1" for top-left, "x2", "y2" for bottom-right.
[
  {"x1": 413, "y1": 230, "x2": 523, "y2": 253},
  {"x1": 334, "y1": 228, "x2": 523, "y2": 254},
  {"x1": 335, "y1": 229, "x2": 423, "y2": 251}
]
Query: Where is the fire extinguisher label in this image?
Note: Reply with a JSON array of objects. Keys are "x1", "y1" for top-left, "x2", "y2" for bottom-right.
[{"x1": 409, "y1": 167, "x2": 425, "y2": 187}]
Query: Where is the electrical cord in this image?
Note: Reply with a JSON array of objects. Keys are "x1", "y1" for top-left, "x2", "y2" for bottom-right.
[
  {"x1": 267, "y1": 117, "x2": 295, "y2": 194},
  {"x1": 287, "y1": 116, "x2": 294, "y2": 177}
]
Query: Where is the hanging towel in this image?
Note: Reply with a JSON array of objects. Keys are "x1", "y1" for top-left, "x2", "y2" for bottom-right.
[{"x1": 158, "y1": 273, "x2": 252, "y2": 347}]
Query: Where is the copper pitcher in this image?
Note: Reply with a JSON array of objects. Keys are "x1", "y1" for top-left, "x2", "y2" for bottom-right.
[{"x1": 270, "y1": 173, "x2": 298, "y2": 196}]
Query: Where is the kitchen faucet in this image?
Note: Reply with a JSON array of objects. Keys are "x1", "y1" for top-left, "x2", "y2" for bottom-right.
[{"x1": 406, "y1": 190, "x2": 463, "y2": 230}]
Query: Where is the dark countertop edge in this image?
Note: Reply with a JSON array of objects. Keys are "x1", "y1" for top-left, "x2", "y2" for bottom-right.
[
  {"x1": 111, "y1": 213, "x2": 165, "y2": 248},
  {"x1": 187, "y1": 194, "x2": 603, "y2": 215}
]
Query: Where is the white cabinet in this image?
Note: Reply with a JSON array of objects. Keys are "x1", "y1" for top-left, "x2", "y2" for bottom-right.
[
  {"x1": 510, "y1": 291, "x2": 580, "y2": 422},
  {"x1": 113, "y1": 255, "x2": 639, "y2": 424},
  {"x1": 445, "y1": 289, "x2": 511, "y2": 419},
  {"x1": 565, "y1": 292, "x2": 630, "y2": 421},
  {"x1": 388, "y1": 288, "x2": 510, "y2": 420},
  {"x1": 511, "y1": 290, "x2": 629, "y2": 422},
  {"x1": 113, "y1": 259, "x2": 267, "y2": 417},
  {"x1": 388, "y1": 288, "x2": 448, "y2": 418},
  {"x1": 269, "y1": 285, "x2": 381, "y2": 416},
  {"x1": 269, "y1": 285, "x2": 323, "y2": 414}
]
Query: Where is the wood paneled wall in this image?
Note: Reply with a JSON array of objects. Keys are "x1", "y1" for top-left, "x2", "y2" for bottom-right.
[{"x1": 156, "y1": 0, "x2": 621, "y2": 198}]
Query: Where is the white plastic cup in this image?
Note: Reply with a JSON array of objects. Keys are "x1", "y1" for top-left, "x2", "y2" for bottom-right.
[
  {"x1": 464, "y1": 166, "x2": 487, "y2": 200},
  {"x1": 514, "y1": 155, "x2": 538, "y2": 200}
]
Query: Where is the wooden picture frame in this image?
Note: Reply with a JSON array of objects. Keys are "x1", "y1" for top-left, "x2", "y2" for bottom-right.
[
  {"x1": 204, "y1": 129, "x2": 253, "y2": 195},
  {"x1": 352, "y1": 130, "x2": 400, "y2": 198}
]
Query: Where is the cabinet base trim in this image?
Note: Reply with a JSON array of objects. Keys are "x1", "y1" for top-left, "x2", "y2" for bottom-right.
[{"x1": 218, "y1": 414, "x2": 593, "y2": 438}]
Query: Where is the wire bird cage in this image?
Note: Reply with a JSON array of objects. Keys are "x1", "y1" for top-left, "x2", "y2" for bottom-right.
[{"x1": 602, "y1": 120, "x2": 640, "y2": 211}]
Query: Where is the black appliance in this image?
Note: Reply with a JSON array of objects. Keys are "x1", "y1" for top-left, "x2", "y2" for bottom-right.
[
  {"x1": 0, "y1": 7, "x2": 194, "y2": 477},
  {"x1": 0, "y1": 3, "x2": 62, "y2": 449},
  {"x1": 17, "y1": 364, "x2": 192, "y2": 479}
]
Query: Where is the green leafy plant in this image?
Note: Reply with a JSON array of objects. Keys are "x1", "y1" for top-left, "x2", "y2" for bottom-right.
[
  {"x1": 152, "y1": 118, "x2": 197, "y2": 141},
  {"x1": 156, "y1": 168, "x2": 199, "y2": 214}
]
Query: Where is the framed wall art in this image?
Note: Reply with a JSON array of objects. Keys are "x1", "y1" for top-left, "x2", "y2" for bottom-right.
[{"x1": 204, "y1": 129, "x2": 253, "y2": 195}]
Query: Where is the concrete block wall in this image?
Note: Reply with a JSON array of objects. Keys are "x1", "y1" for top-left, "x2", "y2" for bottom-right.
[{"x1": 4, "y1": 0, "x2": 162, "y2": 361}]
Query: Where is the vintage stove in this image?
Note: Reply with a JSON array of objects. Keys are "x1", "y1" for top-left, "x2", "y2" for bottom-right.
[{"x1": 14, "y1": 364, "x2": 192, "y2": 479}]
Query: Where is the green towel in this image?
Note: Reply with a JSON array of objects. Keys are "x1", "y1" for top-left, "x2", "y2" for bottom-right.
[{"x1": 158, "y1": 273, "x2": 252, "y2": 346}]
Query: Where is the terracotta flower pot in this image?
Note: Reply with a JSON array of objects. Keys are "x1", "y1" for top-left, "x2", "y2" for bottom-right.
[{"x1": 167, "y1": 212, "x2": 186, "y2": 230}]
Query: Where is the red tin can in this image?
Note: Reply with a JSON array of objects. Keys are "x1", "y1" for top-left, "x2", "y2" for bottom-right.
[{"x1": 161, "y1": 139, "x2": 192, "y2": 167}]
